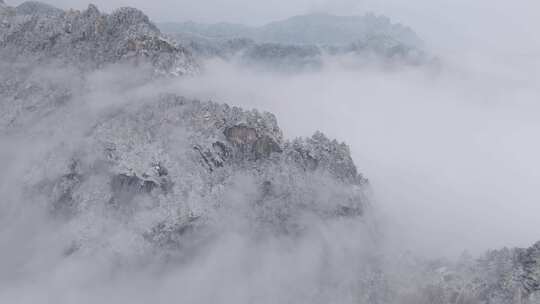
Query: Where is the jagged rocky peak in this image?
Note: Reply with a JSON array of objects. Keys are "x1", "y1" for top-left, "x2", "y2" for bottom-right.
[
  {"x1": 38, "y1": 94, "x2": 368, "y2": 252},
  {"x1": 0, "y1": 1, "x2": 197, "y2": 75},
  {"x1": 286, "y1": 131, "x2": 363, "y2": 184}
]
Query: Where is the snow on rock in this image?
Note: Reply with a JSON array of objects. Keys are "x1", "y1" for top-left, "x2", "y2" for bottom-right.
[{"x1": 0, "y1": 2, "x2": 198, "y2": 75}]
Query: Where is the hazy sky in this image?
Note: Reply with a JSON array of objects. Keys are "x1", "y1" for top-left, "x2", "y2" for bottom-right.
[{"x1": 7, "y1": 0, "x2": 540, "y2": 55}]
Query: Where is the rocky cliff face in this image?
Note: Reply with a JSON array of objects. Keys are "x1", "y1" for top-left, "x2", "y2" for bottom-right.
[
  {"x1": 0, "y1": 1, "x2": 370, "y2": 267},
  {"x1": 1, "y1": 2, "x2": 539, "y2": 304},
  {"x1": 38, "y1": 94, "x2": 369, "y2": 257},
  {"x1": 0, "y1": 2, "x2": 197, "y2": 75}
]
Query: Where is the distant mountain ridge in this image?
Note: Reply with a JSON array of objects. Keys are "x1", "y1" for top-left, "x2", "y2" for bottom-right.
[
  {"x1": 160, "y1": 12, "x2": 428, "y2": 71},
  {"x1": 159, "y1": 13, "x2": 422, "y2": 47},
  {"x1": 3, "y1": 2, "x2": 540, "y2": 304}
]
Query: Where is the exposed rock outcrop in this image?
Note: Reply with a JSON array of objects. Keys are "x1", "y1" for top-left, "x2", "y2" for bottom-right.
[
  {"x1": 9, "y1": 91, "x2": 369, "y2": 258},
  {"x1": 3, "y1": 3, "x2": 537, "y2": 304},
  {"x1": 0, "y1": 2, "x2": 197, "y2": 75}
]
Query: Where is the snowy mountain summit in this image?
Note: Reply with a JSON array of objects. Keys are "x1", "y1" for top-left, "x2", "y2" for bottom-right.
[
  {"x1": 0, "y1": 1, "x2": 369, "y2": 263},
  {"x1": 0, "y1": 1, "x2": 197, "y2": 75},
  {"x1": 0, "y1": 2, "x2": 539, "y2": 304}
]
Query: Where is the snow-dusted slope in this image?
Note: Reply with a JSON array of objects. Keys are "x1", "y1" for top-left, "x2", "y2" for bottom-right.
[
  {"x1": 1, "y1": 2, "x2": 539, "y2": 304},
  {"x1": 0, "y1": 2, "x2": 197, "y2": 75},
  {"x1": 0, "y1": 4, "x2": 380, "y2": 302},
  {"x1": 385, "y1": 242, "x2": 540, "y2": 303},
  {"x1": 0, "y1": 1, "x2": 368, "y2": 243}
]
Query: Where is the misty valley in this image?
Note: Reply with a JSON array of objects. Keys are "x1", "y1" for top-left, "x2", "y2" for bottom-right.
[{"x1": 1, "y1": 1, "x2": 539, "y2": 303}]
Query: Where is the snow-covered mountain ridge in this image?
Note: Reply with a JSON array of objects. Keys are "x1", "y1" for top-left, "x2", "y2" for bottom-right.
[
  {"x1": 0, "y1": 2, "x2": 539, "y2": 304},
  {"x1": 0, "y1": 1, "x2": 197, "y2": 75}
]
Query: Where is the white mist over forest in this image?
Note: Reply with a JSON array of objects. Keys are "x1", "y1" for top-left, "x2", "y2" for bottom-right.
[
  {"x1": 1, "y1": 0, "x2": 540, "y2": 303},
  {"x1": 163, "y1": 51, "x2": 540, "y2": 257}
]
